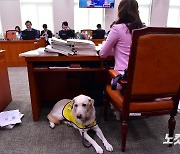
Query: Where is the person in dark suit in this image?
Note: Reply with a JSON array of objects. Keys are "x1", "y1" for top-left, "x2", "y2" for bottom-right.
[
  {"x1": 58, "y1": 21, "x2": 75, "y2": 40},
  {"x1": 40, "y1": 24, "x2": 53, "y2": 45},
  {"x1": 92, "y1": 24, "x2": 106, "y2": 39},
  {"x1": 23, "y1": 20, "x2": 39, "y2": 39}
]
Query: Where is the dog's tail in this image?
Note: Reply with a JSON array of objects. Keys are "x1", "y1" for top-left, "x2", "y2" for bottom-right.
[{"x1": 47, "y1": 113, "x2": 60, "y2": 125}]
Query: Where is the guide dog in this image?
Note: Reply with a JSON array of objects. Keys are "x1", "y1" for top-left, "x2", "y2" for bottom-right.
[{"x1": 47, "y1": 94, "x2": 113, "y2": 154}]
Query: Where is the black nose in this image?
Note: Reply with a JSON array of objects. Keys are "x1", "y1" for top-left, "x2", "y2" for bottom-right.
[{"x1": 77, "y1": 115, "x2": 82, "y2": 119}]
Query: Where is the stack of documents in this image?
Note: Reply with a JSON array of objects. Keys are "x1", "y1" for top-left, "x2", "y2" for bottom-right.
[
  {"x1": 44, "y1": 38, "x2": 74, "y2": 56},
  {"x1": 51, "y1": 38, "x2": 73, "y2": 52},
  {"x1": 44, "y1": 45, "x2": 74, "y2": 56},
  {"x1": 44, "y1": 38, "x2": 98, "y2": 56},
  {"x1": 67, "y1": 39, "x2": 97, "y2": 56},
  {"x1": 0, "y1": 109, "x2": 24, "y2": 129}
]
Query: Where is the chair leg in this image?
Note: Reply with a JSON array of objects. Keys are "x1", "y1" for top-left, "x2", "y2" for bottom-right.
[
  {"x1": 168, "y1": 116, "x2": 176, "y2": 147},
  {"x1": 121, "y1": 120, "x2": 128, "y2": 152}
]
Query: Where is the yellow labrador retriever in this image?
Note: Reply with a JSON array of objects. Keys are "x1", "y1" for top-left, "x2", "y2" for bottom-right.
[{"x1": 47, "y1": 94, "x2": 113, "y2": 154}]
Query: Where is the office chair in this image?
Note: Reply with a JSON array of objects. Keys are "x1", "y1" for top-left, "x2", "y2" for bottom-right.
[
  {"x1": 6, "y1": 30, "x2": 17, "y2": 40},
  {"x1": 104, "y1": 27, "x2": 180, "y2": 152}
]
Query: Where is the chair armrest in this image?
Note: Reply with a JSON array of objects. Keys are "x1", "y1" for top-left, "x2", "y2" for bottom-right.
[
  {"x1": 108, "y1": 69, "x2": 127, "y2": 87},
  {"x1": 108, "y1": 69, "x2": 119, "y2": 78}
]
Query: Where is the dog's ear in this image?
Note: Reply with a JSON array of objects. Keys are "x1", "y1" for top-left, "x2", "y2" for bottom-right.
[{"x1": 88, "y1": 98, "x2": 94, "y2": 106}]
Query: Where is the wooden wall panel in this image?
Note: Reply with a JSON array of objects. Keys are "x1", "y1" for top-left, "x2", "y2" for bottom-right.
[
  {"x1": 0, "y1": 39, "x2": 46, "y2": 67},
  {"x1": 0, "y1": 51, "x2": 12, "y2": 111}
]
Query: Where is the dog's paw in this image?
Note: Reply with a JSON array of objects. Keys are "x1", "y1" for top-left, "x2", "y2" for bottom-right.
[
  {"x1": 49, "y1": 122, "x2": 55, "y2": 129},
  {"x1": 95, "y1": 145, "x2": 103, "y2": 154},
  {"x1": 104, "y1": 142, "x2": 113, "y2": 152}
]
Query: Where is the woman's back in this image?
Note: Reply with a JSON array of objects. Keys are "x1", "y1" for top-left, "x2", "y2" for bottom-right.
[
  {"x1": 99, "y1": 0, "x2": 143, "y2": 74},
  {"x1": 100, "y1": 24, "x2": 131, "y2": 74}
]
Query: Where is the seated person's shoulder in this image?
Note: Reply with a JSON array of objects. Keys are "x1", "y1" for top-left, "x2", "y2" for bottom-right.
[
  {"x1": 102, "y1": 29, "x2": 105, "y2": 33},
  {"x1": 32, "y1": 28, "x2": 37, "y2": 31}
]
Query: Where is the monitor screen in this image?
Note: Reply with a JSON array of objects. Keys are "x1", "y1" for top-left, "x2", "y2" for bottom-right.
[
  {"x1": 59, "y1": 30, "x2": 75, "y2": 40},
  {"x1": 21, "y1": 31, "x2": 36, "y2": 40},
  {"x1": 79, "y1": 0, "x2": 115, "y2": 8},
  {"x1": 92, "y1": 30, "x2": 105, "y2": 39}
]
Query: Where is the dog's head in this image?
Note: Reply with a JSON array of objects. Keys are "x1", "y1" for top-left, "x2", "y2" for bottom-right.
[{"x1": 72, "y1": 94, "x2": 95, "y2": 124}]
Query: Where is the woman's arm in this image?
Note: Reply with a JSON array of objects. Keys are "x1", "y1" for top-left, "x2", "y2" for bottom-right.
[{"x1": 99, "y1": 25, "x2": 119, "y2": 58}]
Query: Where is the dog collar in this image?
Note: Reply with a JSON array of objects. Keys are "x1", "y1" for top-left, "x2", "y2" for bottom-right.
[{"x1": 62, "y1": 101, "x2": 97, "y2": 129}]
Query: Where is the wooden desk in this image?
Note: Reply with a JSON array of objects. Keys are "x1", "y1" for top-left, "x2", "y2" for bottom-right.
[
  {"x1": 0, "y1": 39, "x2": 46, "y2": 67},
  {"x1": 25, "y1": 55, "x2": 113, "y2": 121},
  {"x1": 0, "y1": 50, "x2": 12, "y2": 111},
  {"x1": 91, "y1": 39, "x2": 105, "y2": 46}
]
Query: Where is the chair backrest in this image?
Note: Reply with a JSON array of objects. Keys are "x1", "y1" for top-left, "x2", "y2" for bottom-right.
[
  {"x1": 127, "y1": 27, "x2": 180, "y2": 100},
  {"x1": 6, "y1": 30, "x2": 17, "y2": 40}
]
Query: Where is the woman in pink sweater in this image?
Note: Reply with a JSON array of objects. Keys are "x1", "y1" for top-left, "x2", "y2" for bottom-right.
[
  {"x1": 100, "y1": 0, "x2": 143, "y2": 76},
  {"x1": 100, "y1": 0, "x2": 144, "y2": 120}
]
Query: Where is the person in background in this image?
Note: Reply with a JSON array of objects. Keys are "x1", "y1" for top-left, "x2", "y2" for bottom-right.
[
  {"x1": 15, "y1": 26, "x2": 22, "y2": 39},
  {"x1": 99, "y1": 0, "x2": 144, "y2": 120},
  {"x1": 24, "y1": 20, "x2": 39, "y2": 39},
  {"x1": 61, "y1": 21, "x2": 69, "y2": 31},
  {"x1": 58, "y1": 21, "x2": 75, "y2": 39},
  {"x1": 92, "y1": 24, "x2": 106, "y2": 39},
  {"x1": 96, "y1": 24, "x2": 104, "y2": 30},
  {"x1": 15, "y1": 26, "x2": 21, "y2": 34},
  {"x1": 40, "y1": 24, "x2": 52, "y2": 45}
]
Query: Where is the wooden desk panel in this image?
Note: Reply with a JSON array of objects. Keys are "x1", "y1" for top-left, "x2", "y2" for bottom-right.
[
  {"x1": 25, "y1": 56, "x2": 113, "y2": 121},
  {"x1": 0, "y1": 51, "x2": 12, "y2": 111},
  {"x1": 91, "y1": 39, "x2": 105, "y2": 46},
  {"x1": 0, "y1": 39, "x2": 46, "y2": 67}
]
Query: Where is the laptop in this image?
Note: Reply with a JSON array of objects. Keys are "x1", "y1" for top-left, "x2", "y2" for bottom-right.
[
  {"x1": 92, "y1": 30, "x2": 105, "y2": 39},
  {"x1": 59, "y1": 30, "x2": 75, "y2": 40},
  {"x1": 21, "y1": 30, "x2": 36, "y2": 40}
]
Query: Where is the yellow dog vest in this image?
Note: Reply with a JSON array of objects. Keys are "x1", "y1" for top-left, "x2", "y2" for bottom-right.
[{"x1": 62, "y1": 102, "x2": 97, "y2": 129}]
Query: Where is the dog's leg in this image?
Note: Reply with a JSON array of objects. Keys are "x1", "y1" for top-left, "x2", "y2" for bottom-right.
[
  {"x1": 92, "y1": 125, "x2": 113, "y2": 152},
  {"x1": 79, "y1": 130, "x2": 104, "y2": 154},
  {"x1": 62, "y1": 121, "x2": 73, "y2": 127},
  {"x1": 49, "y1": 121, "x2": 55, "y2": 129}
]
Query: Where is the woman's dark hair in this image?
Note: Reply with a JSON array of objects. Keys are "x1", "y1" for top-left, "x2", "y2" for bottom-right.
[
  {"x1": 15, "y1": 26, "x2": 21, "y2": 32},
  {"x1": 116, "y1": 0, "x2": 143, "y2": 33},
  {"x1": 110, "y1": 21, "x2": 116, "y2": 28}
]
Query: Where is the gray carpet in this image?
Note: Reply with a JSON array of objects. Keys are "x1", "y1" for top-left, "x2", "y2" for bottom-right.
[{"x1": 0, "y1": 67, "x2": 179, "y2": 154}]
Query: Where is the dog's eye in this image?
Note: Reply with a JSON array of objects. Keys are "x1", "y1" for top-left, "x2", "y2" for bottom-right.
[
  {"x1": 82, "y1": 104, "x2": 86, "y2": 107},
  {"x1": 74, "y1": 104, "x2": 78, "y2": 107}
]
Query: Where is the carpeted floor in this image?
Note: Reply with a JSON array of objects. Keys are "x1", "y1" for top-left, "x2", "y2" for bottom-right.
[{"x1": 0, "y1": 67, "x2": 179, "y2": 154}]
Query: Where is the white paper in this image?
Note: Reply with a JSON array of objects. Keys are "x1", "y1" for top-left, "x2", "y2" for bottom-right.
[
  {"x1": 178, "y1": 100, "x2": 180, "y2": 114},
  {"x1": 129, "y1": 113, "x2": 141, "y2": 116},
  {"x1": 0, "y1": 110, "x2": 22, "y2": 127}
]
